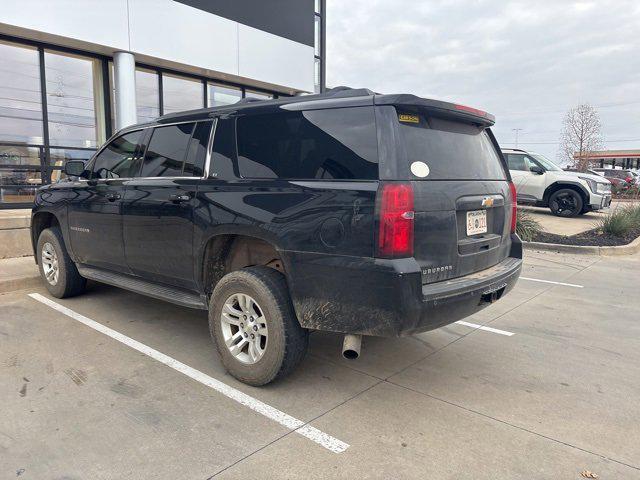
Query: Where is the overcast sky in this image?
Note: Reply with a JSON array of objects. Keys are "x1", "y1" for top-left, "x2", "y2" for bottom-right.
[{"x1": 326, "y1": 0, "x2": 640, "y2": 163}]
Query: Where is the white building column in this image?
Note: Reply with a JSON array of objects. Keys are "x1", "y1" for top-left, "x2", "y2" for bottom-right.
[{"x1": 113, "y1": 51, "x2": 137, "y2": 130}]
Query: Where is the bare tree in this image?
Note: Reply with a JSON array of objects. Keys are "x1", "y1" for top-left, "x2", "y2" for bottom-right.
[{"x1": 559, "y1": 104, "x2": 603, "y2": 170}]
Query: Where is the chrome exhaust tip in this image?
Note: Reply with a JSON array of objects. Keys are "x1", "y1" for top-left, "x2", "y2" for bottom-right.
[{"x1": 342, "y1": 334, "x2": 362, "y2": 360}]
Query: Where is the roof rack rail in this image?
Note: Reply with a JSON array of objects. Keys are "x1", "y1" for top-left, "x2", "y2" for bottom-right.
[
  {"x1": 326, "y1": 86, "x2": 376, "y2": 98},
  {"x1": 328, "y1": 86, "x2": 353, "y2": 92},
  {"x1": 235, "y1": 97, "x2": 264, "y2": 104}
]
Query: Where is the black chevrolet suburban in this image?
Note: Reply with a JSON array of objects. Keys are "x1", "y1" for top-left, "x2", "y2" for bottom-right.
[{"x1": 31, "y1": 87, "x2": 522, "y2": 385}]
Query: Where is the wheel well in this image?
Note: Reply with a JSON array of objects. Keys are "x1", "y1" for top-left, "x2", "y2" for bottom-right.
[
  {"x1": 543, "y1": 183, "x2": 588, "y2": 206},
  {"x1": 201, "y1": 235, "x2": 283, "y2": 297},
  {"x1": 31, "y1": 213, "x2": 60, "y2": 263}
]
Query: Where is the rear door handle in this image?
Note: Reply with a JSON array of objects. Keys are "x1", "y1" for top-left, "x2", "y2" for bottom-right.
[
  {"x1": 169, "y1": 193, "x2": 191, "y2": 203},
  {"x1": 105, "y1": 192, "x2": 121, "y2": 202}
]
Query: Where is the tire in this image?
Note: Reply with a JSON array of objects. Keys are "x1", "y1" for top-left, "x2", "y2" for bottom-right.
[
  {"x1": 37, "y1": 227, "x2": 86, "y2": 298},
  {"x1": 578, "y1": 205, "x2": 593, "y2": 215},
  {"x1": 548, "y1": 189, "x2": 583, "y2": 217},
  {"x1": 209, "y1": 266, "x2": 309, "y2": 386}
]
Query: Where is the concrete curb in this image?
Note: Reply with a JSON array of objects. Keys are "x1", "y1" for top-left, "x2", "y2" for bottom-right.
[
  {"x1": 0, "y1": 210, "x2": 32, "y2": 259},
  {"x1": 524, "y1": 235, "x2": 640, "y2": 256},
  {"x1": 0, "y1": 256, "x2": 41, "y2": 294},
  {"x1": 0, "y1": 275, "x2": 42, "y2": 295}
]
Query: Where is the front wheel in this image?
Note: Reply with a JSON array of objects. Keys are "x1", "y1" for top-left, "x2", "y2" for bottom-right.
[
  {"x1": 549, "y1": 189, "x2": 583, "y2": 217},
  {"x1": 37, "y1": 227, "x2": 86, "y2": 298},
  {"x1": 209, "y1": 266, "x2": 309, "y2": 386}
]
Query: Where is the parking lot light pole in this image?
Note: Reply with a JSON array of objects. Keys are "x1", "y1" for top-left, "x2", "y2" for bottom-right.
[
  {"x1": 512, "y1": 128, "x2": 523, "y2": 148},
  {"x1": 113, "y1": 51, "x2": 137, "y2": 130}
]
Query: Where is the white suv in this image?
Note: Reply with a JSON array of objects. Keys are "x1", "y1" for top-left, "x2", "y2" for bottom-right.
[{"x1": 502, "y1": 149, "x2": 612, "y2": 217}]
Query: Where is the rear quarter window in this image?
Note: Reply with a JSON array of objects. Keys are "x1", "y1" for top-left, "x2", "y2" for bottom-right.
[
  {"x1": 396, "y1": 110, "x2": 507, "y2": 181},
  {"x1": 236, "y1": 107, "x2": 378, "y2": 180}
]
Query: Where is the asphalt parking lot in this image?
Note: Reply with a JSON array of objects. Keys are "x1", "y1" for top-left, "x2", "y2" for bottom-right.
[{"x1": 2, "y1": 250, "x2": 640, "y2": 479}]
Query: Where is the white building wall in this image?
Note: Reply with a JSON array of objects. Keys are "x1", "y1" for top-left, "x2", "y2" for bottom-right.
[
  {"x1": 127, "y1": 0, "x2": 239, "y2": 78},
  {"x1": 0, "y1": 0, "x2": 130, "y2": 50},
  {"x1": 238, "y1": 24, "x2": 314, "y2": 93},
  {"x1": 0, "y1": 0, "x2": 314, "y2": 93}
]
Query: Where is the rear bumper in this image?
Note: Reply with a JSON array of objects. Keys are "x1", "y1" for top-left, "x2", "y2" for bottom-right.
[{"x1": 282, "y1": 235, "x2": 523, "y2": 337}]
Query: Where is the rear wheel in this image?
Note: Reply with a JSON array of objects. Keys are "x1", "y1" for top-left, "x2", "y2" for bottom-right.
[
  {"x1": 549, "y1": 189, "x2": 583, "y2": 217},
  {"x1": 37, "y1": 227, "x2": 86, "y2": 298},
  {"x1": 209, "y1": 266, "x2": 308, "y2": 386}
]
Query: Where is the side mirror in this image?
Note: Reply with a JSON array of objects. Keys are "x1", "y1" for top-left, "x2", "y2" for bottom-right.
[
  {"x1": 530, "y1": 165, "x2": 545, "y2": 175},
  {"x1": 64, "y1": 160, "x2": 87, "y2": 179}
]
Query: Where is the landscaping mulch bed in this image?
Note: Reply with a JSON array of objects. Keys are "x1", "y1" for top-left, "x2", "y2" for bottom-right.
[{"x1": 531, "y1": 227, "x2": 640, "y2": 247}]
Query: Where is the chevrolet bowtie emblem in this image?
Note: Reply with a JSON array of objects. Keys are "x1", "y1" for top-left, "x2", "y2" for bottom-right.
[{"x1": 481, "y1": 197, "x2": 494, "y2": 208}]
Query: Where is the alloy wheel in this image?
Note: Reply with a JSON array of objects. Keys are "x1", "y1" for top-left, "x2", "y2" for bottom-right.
[
  {"x1": 220, "y1": 293, "x2": 268, "y2": 364},
  {"x1": 553, "y1": 192, "x2": 578, "y2": 215},
  {"x1": 41, "y1": 242, "x2": 59, "y2": 286}
]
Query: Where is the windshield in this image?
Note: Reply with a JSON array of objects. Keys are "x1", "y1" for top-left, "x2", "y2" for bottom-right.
[{"x1": 530, "y1": 153, "x2": 562, "y2": 171}]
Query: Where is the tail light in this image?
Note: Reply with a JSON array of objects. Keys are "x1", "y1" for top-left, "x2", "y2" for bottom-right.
[
  {"x1": 509, "y1": 181, "x2": 517, "y2": 234},
  {"x1": 377, "y1": 183, "x2": 414, "y2": 258}
]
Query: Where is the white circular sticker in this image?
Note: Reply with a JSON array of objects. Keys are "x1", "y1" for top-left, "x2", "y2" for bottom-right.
[{"x1": 410, "y1": 161, "x2": 430, "y2": 178}]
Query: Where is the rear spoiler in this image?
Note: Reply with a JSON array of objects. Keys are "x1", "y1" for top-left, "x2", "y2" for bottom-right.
[{"x1": 374, "y1": 94, "x2": 495, "y2": 127}]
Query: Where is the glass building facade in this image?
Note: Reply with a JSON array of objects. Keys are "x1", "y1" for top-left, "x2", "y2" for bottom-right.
[{"x1": 0, "y1": 36, "x2": 281, "y2": 208}]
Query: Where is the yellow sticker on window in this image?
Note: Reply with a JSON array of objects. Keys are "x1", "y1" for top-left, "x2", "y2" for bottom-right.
[{"x1": 398, "y1": 114, "x2": 420, "y2": 123}]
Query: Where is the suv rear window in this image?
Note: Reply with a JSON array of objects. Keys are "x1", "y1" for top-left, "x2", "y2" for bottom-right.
[
  {"x1": 236, "y1": 107, "x2": 378, "y2": 180},
  {"x1": 396, "y1": 110, "x2": 507, "y2": 180}
]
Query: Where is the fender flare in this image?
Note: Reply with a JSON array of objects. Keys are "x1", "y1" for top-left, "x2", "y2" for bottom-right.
[
  {"x1": 543, "y1": 181, "x2": 590, "y2": 205},
  {"x1": 195, "y1": 224, "x2": 285, "y2": 292},
  {"x1": 31, "y1": 209, "x2": 69, "y2": 262}
]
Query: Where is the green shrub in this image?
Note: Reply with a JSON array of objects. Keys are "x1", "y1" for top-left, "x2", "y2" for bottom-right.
[
  {"x1": 515, "y1": 208, "x2": 542, "y2": 242},
  {"x1": 597, "y1": 204, "x2": 640, "y2": 237},
  {"x1": 624, "y1": 203, "x2": 640, "y2": 225}
]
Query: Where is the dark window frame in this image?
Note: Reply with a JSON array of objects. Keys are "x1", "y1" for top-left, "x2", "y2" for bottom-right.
[
  {"x1": 135, "y1": 62, "x2": 280, "y2": 116},
  {"x1": 314, "y1": 0, "x2": 326, "y2": 93}
]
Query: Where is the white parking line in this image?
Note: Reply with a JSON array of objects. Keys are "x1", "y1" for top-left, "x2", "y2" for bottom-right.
[
  {"x1": 520, "y1": 276, "x2": 584, "y2": 288},
  {"x1": 28, "y1": 293, "x2": 349, "y2": 454},
  {"x1": 455, "y1": 320, "x2": 515, "y2": 336}
]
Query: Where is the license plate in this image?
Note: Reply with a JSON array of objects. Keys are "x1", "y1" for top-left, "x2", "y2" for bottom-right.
[{"x1": 466, "y1": 210, "x2": 487, "y2": 235}]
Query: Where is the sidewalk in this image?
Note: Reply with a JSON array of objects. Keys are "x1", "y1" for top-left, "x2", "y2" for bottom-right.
[{"x1": 0, "y1": 256, "x2": 40, "y2": 294}]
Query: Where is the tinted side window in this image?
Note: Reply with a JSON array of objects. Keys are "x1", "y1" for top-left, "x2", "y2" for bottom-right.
[
  {"x1": 91, "y1": 130, "x2": 143, "y2": 179},
  {"x1": 506, "y1": 154, "x2": 527, "y2": 171},
  {"x1": 236, "y1": 107, "x2": 378, "y2": 180},
  {"x1": 140, "y1": 123, "x2": 195, "y2": 177},
  {"x1": 183, "y1": 121, "x2": 212, "y2": 177}
]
